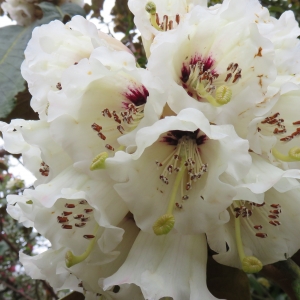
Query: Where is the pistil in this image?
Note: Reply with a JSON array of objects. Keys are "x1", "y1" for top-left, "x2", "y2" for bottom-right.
[{"x1": 65, "y1": 224, "x2": 99, "y2": 267}]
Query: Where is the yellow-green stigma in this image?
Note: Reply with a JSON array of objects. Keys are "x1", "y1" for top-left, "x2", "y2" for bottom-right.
[
  {"x1": 153, "y1": 214, "x2": 175, "y2": 235},
  {"x1": 65, "y1": 225, "x2": 99, "y2": 268},
  {"x1": 90, "y1": 152, "x2": 108, "y2": 171},
  {"x1": 145, "y1": 2, "x2": 161, "y2": 31},
  {"x1": 215, "y1": 85, "x2": 232, "y2": 105},
  {"x1": 272, "y1": 147, "x2": 300, "y2": 162},
  {"x1": 242, "y1": 256, "x2": 263, "y2": 274},
  {"x1": 145, "y1": 1, "x2": 156, "y2": 15}
]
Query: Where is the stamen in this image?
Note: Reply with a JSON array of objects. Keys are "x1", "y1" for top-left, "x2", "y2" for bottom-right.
[
  {"x1": 65, "y1": 225, "x2": 99, "y2": 268},
  {"x1": 90, "y1": 152, "x2": 108, "y2": 171}
]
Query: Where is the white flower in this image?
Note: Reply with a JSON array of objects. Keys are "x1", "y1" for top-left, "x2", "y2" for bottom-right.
[
  {"x1": 147, "y1": 0, "x2": 276, "y2": 124},
  {"x1": 107, "y1": 108, "x2": 252, "y2": 235},
  {"x1": 19, "y1": 217, "x2": 143, "y2": 298},
  {"x1": 21, "y1": 16, "x2": 132, "y2": 119},
  {"x1": 1, "y1": 0, "x2": 35, "y2": 26},
  {"x1": 234, "y1": 79, "x2": 300, "y2": 169},
  {"x1": 128, "y1": 0, "x2": 207, "y2": 56},
  {"x1": 7, "y1": 164, "x2": 135, "y2": 295},
  {"x1": 205, "y1": 152, "x2": 300, "y2": 273},
  {"x1": 103, "y1": 231, "x2": 217, "y2": 300},
  {"x1": 208, "y1": 186, "x2": 300, "y2": 271},
  {"x1": 0, "y1": 119, "x2": 72, "y2": 186},
  {"x1": 44, "y1": 45, "x2": 165, "y2": 168}
]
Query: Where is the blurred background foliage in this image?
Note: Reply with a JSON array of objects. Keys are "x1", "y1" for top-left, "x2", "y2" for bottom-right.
[{"x1": 0, "y1": 0, "x2": 300, "y2": 299}]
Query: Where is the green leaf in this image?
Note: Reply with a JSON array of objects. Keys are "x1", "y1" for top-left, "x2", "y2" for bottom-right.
[
  {"x1": 0, "y1": 2, "x2": 86, "y2": 120},
  {"x1": 207, "y1": 257, "x2": 251, "y2": 300},
  {"x1": 0, "y1": 240, "x2": 9, "y2": 255}
]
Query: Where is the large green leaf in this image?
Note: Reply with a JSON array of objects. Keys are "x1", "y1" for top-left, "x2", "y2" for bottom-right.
[{"x1": 0, "y1": 2, "x2": 86, "y2": 120}]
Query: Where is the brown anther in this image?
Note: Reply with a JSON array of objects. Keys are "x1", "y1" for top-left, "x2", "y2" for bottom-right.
[
  {"x1": 257, "y1": 127, "x2": 261, "y2": 132},
  {"x1": 232, "y1": 70, "x2": 242, "y2": 83},
  {"x1": 268, "y1": 214, "x2": 279, "y2": 219},
  {"x1": 114, "y1": 116, "x2": 121, "y2": 124},
  {"x1": 81, "y1": 217, "x2": 90, "y2": 222},
  {"x1": 79, "y1": 200, "x2": 87, "y2": 205},
  {"x1": 175, "y1": 14, "x2": 180, "y2": 24},
  {"x1": 83, "y1": 235, "x2": 95, "y2": 239},
  {"x1": 102, "y1": 109, "x2": 112, "y2": 118},
  {"x1": 227, "y1": 63, "x2": 233, "y2": 71},
  {"x1": 65, "y1": 203, "x2": 75, "y2": 208},
  {"x1": 270, "y1": 204, "x2": 281, "y2": 208},
  {"x1": 84, "y1": 209, "x2": 93, "y2": 213},
  {"x1": 293, "y1": 120, "x2": 300, "y2": 125},
  {"x1": 155, "y1": 13, "x2": 159, "y2": 25},
  {"x1": 175, "y1": 202, "x2": 183, "y2": 209},
  {"x1": 273, "y1": 128, "x2": 286, "y2": 134},
  {"x1": 117, "y1": 125, "x2": 125, "y2": 134},
  {"x1": 156, "y1": 161, "x2": 163, "y2": 167},
  {"x1": 78, "y1": 282, "x2": 83, "y2": 287},
  {"x1": 256, "y1": 232, "x2": 268, "y2": 238},
  {"x1": 186, "y1": 182, "x2": 191, "y2": 190},
  {"x1": 270, "y1": 209, "x2": 281, "y2": 214},
  {"x1": 280, "y1": 136, "x2": 293, "y2": 142},
  {"x1": 74, "y1": 214, "x2": 84, "y2": 219},
  {"x1": 98, "y1": 132, "x2": 106, "y2": 140},
  {"x1": 62, "y1": 224, "x2": 73, "y2": 229},
  {"x1": 254, "y1": 225, "x2": 263, "y2": 230},
  {"x1": 105, "y1": 144, "x2": 114, "y2": 151},
  {"x1": 91, "y1": 123, "x2": 102, "y2": 132},
  {"x1": 62, "y1": 211, "x2": 72, "y2": 216},
  {"x1": 163, "y1": 15, "x2": 168, "y2": 31},
  {"x1": 57, "y1": 216, "x2": 69, "y2": 223},
  {"x1": 182, "y1": 195, "x2": 189, "y2": 200},
  {"x1": 167, "y1": 165, "x2": 173, "y2": 173},
  {"x1": 269, "y1": 220, "x2": 281, "y2": 226},
  {"x1": 75, "y1": 223, "x2": 86, "y2": 228},
  {"x1": 225, "y1": 73, "x2": 232, "y2": 82},
  {"x1": 232, "y1": 63, "x2": 239, "y2": 73},
  {"x1": 168, "y1": 20, "x2": 173, "y2": 30},
  {"x1": 56, "y1": 82, "x2": 62, "y2": 90}
]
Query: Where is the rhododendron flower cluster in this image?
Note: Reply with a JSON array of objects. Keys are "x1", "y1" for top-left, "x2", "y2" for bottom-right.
[{"x1": 2, "y1": 0, "x2": 300, "y2": 299}]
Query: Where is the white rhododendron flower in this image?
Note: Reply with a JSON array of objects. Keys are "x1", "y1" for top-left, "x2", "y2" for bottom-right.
[
  {"x1": 1, "y1": 0, "x2": 35, "y2": 26},
  {"x1": 244, "y1": 84, "x2": 300, "y2": 169},
  {"x1": 147, "y1": 0, "x2": 278, "y2": 124},
  {"x1": 103, "y1": 232, "x2": 217, "y2": 300},
  {"x1": 45, "y1": 46, "x2": 165, "y2": 167},
  {"x1": 128, "y1": 0, "x2": 207, "y2": 56},
  {"x1": 21, "y1": 16, "x2": 132, "y2": 119},
  {"x1": 206, "y1": 153, "x2": 300, "y2": 272},
  {"x1": 0, "y1": 119, "x2": 73, "y2": 185},
  {"x1": 209, "y1": 187, "x2": 300, "y2": 271},
  {"x1": 6, "y1": 165, "x2": 133, "y2": 296},
  {"x1": 108, "y1": 108, "x2": 252, "y2": 235}
]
